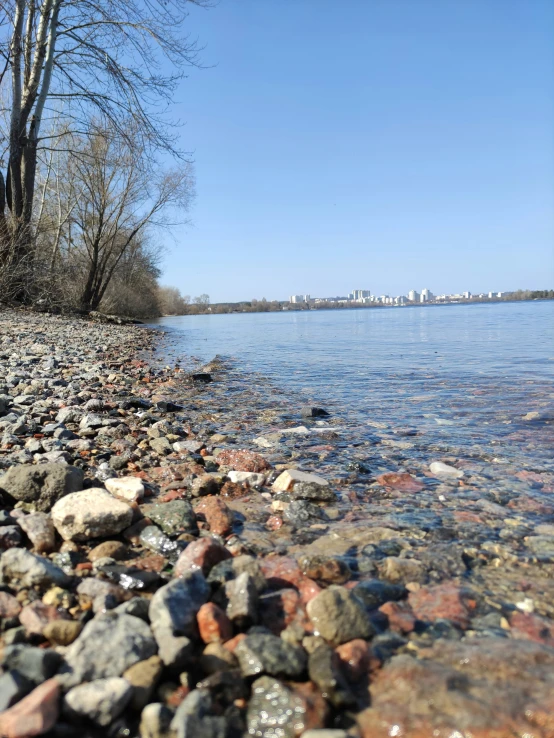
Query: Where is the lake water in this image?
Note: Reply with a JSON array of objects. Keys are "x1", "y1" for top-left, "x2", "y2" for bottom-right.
[{"x1": 149, "y1": 301, "x2": 554, "y2": 469}]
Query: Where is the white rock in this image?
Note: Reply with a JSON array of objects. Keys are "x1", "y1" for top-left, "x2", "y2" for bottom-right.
[
  {"x1": 272, "y1": 469, "x2": 329, "y2": 493},
  {"x1": 227, "y1": 471, "x2": 266, "y2": 486},
  {"x1": 105, "y1": 476, "x2": 145, "y2": 502},
  {"x1": 278, "y1": 425, "x2": 310, "y2": 435},
  {"x1": 52, "y1": 488, "x2": 133, "y2": 541},
  {"x1": 429, "y1": 462, "x2": 464, "y2": 479},
  {"x1": 64, "y1": 677, "x2": 132, "y2": 726},
  {"x1": 253, "y1": 436, "x2": 275, "y2": 449}
]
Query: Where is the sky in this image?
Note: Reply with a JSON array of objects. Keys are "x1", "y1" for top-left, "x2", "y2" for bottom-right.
[{"x1": 158, "y1": 0, "x2": 554, "y2": 303}]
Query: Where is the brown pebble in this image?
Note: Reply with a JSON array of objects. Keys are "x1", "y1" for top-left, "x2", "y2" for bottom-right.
[
  {"x1": 43, "y1": 619, "x2": 83, "y2": 646},
  {"x1": 88, "y1": 540, "x2": 128, "y2": 562}
]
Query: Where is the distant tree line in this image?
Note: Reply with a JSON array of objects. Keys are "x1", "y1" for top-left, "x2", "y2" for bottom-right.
[{"x1": 0, "y1": 0, "x2": 209, "y2": 319}]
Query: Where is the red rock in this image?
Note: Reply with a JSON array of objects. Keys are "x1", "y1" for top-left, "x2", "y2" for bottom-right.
[
  {"x1": 194, "y1": 497, "x2": 233, "y2": 537},
  {"x1": 19, "y1": 601, "x2": 68, "y2": 636},
  {"x1": 289, "y1": 681, "x2": 329, "y2": 733},
  {"x1": 376, "y1": 472, "x2": 424, "y2": 493},
  {"x1": 510, "y1": 611, "x2": 554, "y2": 646},
  {"x1": 261, "y1": 556, "x2": 322, "y2": 604},
  {"x1": 166, "y1": 685, "x2": 190, "y2": 708},
  {"x1": 266, "y1": 515, "x2": 283, "y2": 531},
  {"x1": 335, "y1": 639, "x2": 370, "y2": 682},
  {"x1": 379, "y1": 601, "x2": 416, "y2": 633},
  {"x1": 159, "y1": 489, "x2": 187, "y2": 503},
  {"x1": 0, "y1": 678, "x2": 60, "y2": 738},
  {"x1": 216, "y1": 449, "x2": 271, "y2": 473},
  {"x1": 259, "y1": 588, "x2": 312, "y2": 635},
  {"x1": 130, "y1": 553, "x2": 167, "y2": 573},
  {"x1": 197, "y1": 602, "x2": 233, "y2": 644},
  {"x1": 0, "y1": 591, "x2": 22, "y2": 618},
  {"x1": 408, "y1": 583, "x2": 474, "y2": 628},
  {"x1": 220, "y1": 481, "x2": 249, "y2": 499},
  {"x1": 174, "y1": 538, "x2": 231, "y2": 577},
  {"x1": 222, "y1": 633, "x2": 246, "y2": 653}
]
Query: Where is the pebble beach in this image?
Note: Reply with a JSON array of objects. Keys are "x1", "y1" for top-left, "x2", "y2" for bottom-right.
[{"x1": 0, "y1": 307, "x2": 553, "y2": 738}]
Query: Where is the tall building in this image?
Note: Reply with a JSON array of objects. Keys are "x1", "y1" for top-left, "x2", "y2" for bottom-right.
[
  {"x1": 289, "y1": 295, "x2": 310, "y2": 303},
  {"x1": 352, "y1": 289, "x2": 371, "y2": 300},
  {"x1": 408, "y1": 290, "x2": 420, "y2": 302},
  {"x1": 463, "y1": 291, "x2": 471, "y2": 299},
  {"x1": 420, "y1": 288, "x2": 433, "y2": 302}
]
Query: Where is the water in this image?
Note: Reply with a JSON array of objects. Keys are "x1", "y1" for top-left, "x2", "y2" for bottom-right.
[{"x1": 148, "y1": 301, "x2": 554, "y2": 468}]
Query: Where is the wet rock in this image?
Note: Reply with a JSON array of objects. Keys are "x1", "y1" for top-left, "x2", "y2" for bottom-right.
[
  {"x1": 227, "y1": 470, "x2": 265, "y2": 486},
  {"x1": 225, "y1": 572, "x2": 258, "y2": 627},
  {"x1": 143, "y1": 500, "x2": 197, "y2": 537},
  {"x1": 247, "y1": 676, "x2": 327, "y2": 738},
  {"x1": 64, "y1": 677, "x2": 132, "y2": 726},
  {"x1": 235, "y1": 632, "x2": 307, "y2": 679},
  {"x1": 124, "y1": 656, "x2": 164, "y2": 710},
  {"x1": 272, "y1": 469, "x2": 328, "y2": 493},
  {"x1": 290, "y1": 482, "x2": 337, "y2": 502},
  {"x1": 0, "y1": 678, "x2": 60, "y2": 738},
  {"x1": 63, "y1": 612, "x2": 157, "y2": 683},
  {"x1": 195, "y1": 497, "x2": 233, "y2": 537},
  {"x1": 216, "y1": 449, "x2": 271, "y2": 473},
  {"x1": 301, "y1": 407, "x2": 329, "y2": 417},
  {"x1": 510, "y1": 611, "x2": 554, "y2": 645},
  {"x1": 139, "y1": 703, "x2": 176, "y2": 738},
  {"x1": 18, "y1": 513, "x2": 56, "y2": 553},
  {"x1": 408, "y1": 583, "x2": 475, "y2": 628},
  {"x1": 306, "y1": 586, "x2": 374, "y2": 645},
  {"x1": 0, "y1": 548, "x2": 69, "y2": 588},
  {"x1": 378, "y1": 601, "x2": 416, "y2": 633},
  {"x1": 308, "y1": 644, "x2": 355, "y2": 707},
  {"x1": 105, "y1": 475, "x2": 145, "y2": 502},
  {"x1": 353, "y1": 580, "x2": 406, "y2": 610},
  {"x1": 174, "y1": 538, "x2": 231, "y2": 576},
  {"x1": 335, "y1": 639, "x2": 371, "y2": 683},
  {"x1": 375, "y1": 472, "x2": 424, "y2": 493},
  {"x1": 429, "y1": 461, "x2": 464, "y2": 479},
  {"x1": 298, "y1": 554, "x2": 351, "y2": 585},
  {"x1": 0, "y1": 463, "x2": 83, "y2": 512},
  {"x1": 379, "y1": 557, "x2": 425, "y2": 584},
  {"x1": 52, "y1": 488, "x2": 133, "y2": 541},
  {"x1": 197, "y1": 602, "x2": 233, "y2": 644},
  {"x1": 43, "y1": 619, "x2": 83, "y2": 646},
  {"x1": 283, "y1": 500, "x2": 326, "y2": 527}
]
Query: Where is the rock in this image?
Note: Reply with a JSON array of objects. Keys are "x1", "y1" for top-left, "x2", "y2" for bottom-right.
[
  {"x1": 308, "y1": 644, "x2": 355, "y2": 707},
  {"x1": 200, "y1": 642, "x2": 238, "y2": 674},
  {"x1": 290, "y1": 482, "x2": 336, "y2": 502},
  {"x1": 194, "y1": 497, "x2": 233, "y2": 536},
  {"x1": 105, "y1": 475, "x2": 145, "y2": 502},
  {"x1": 0, "y1": 646, "x2": 61, "y2": 685},
  {"x1": 298, "y1": 555, "x2": 351, "y2": 584},
  {"x1": 43, "y1": 619, "x2": 83, "y2": 646},
  {"x1": 247, "y1": 677, "x2": 327, "y2": 738},
  {"x1": 283, "y1": 500, "x2": 326, "y2": 527},
  {"x1": 235, "y1": 632, "x2": 307, "y2": 679},
  {"x1": 64, "y1": 677, "x2": 132, "y2": 726},
  {"x1": 63, "y1": 612, "x2": 157, "y2": 683},
  {"x1": 191, "y1": 372, "x2": 212, "y2": 383},
  {"x1": 408, "y1": 583, "x2": 475, "y2": 628},
  {"x1": 379, "y1": 557, "x2": 425, "y2": 584},
  {"x1": 353, "y1": 580, "x2": 406, "y2": 610},
  {"x1": 190, "y1": 473, "x2": 224, "y2": 498},
  {"x1": 0, "y1": 591, "x2": 22, "y2": 618},
  {"x1": 143, "y1": 500, "x2": 197, "y2": 537},
  {"x1": 174, "y1": 538, "x2": 231, "y2": 577},
  {"x1": 301, "y1": 732, "x2": 348, "y2": 738},
  {"x1": 0, "y1": 671, "x2": 33, "y2": 712},
  {"x1": 173, "y1": 440, "x2": 204, "y2": 454},
  {"x1": 19, "y1": 601, "x2": 67, "y2": 636},
  {"x1": 0, "y1": 463, "x2": 83, "y2": 512},
  {"x1": 225, "y1": 572, "x2": 258, "y2": 626},
  {"x1": 124, "y1": 655, "x2": 163, "y2": 710},
  {"x1": 0, "y1": 678, "x2": 60, "y2": 738},
  {"x1": 227, "y1": 471, "x2": 265, "y2": 486},
  {"x1": 429, "y1": 461, "x2": 464, "y2": 479},
  {"x1": 51, "y1": 488, "x2": 133, "y2": 541},
  {"x1": 0, "y1": 526, "x2": 22, "y2": 549},
  {"x1": 375, "y1": 472, "x2": 425, "y2": 493},
  {"x1": 272, "y1": 469, "x2": 329, "y2": 493},
  {"x1": 522, "y1": 407, "x2": 554, "y2": 421},
  {"x1": 0, "y1": 548, "x2": 69, "y2": 588},
  {"x1": 306, "y1": 586, "x2": 374, "y2": 646},
  {"x1": 18, "y1": 513, "x2": 56, "y2": 553},
  {"x1": 89, "y1": 540, "x2": 129, "y2": 562},
  {"x1": 139, "y1": 703, "x2": 176, "y2": 738},
  {"x1": 170, "y1": 689, "x2": 228, "y2": 738},
  {"x1": 301, "y1": 407, "x2": 329, "y2": 417},
  {"x1": 197, "y1": 602, "x2": 233, "y2": 644},
  {"x1": 378, "y1": 601, "x2": 416, "y2": 633},
  {"x1": 334, "y1": 639, "x2": 371, "y2": 682},
  {"x1": 216, "y1": 449, "x2": 271, "y2": 473},
  {"x1": 150, "y1": 437, "x2": 173, "y2": 455}
]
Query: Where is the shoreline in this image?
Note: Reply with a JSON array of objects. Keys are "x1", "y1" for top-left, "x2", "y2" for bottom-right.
[{"x1": 0, "y1": 307, "x2": 553, "y2": 737}]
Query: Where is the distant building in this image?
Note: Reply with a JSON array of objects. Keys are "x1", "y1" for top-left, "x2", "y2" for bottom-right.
[
  {"x1": 488, "y1": 292, "x2": 494, "y2": 299},
  {"x1": 463, "y1": 291, "x2": 471, "y2": 299},
  {"x1": 352, "y1": 289, "x2": 371, "y2": 301},
  {"x1": 421, "y1": 288, "x2": 433, "y2": 302},
  {"x1": 289, "y1": 295, "x2": 310, "y2": 303},
  {"x1": 408, "y1": 290, "x2": 420, "y2": 302}
]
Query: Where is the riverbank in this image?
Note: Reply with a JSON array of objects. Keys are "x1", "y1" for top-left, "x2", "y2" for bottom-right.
[{"x1": 0, "y1": 307, "x2": 553, "y2": 737}]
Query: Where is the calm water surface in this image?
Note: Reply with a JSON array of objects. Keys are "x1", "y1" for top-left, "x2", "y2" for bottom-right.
[{"x1": 149, "y1": 301, "x2": 554, "y2": 468}]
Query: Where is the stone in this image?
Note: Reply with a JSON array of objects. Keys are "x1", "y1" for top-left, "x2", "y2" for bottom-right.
[
  {"x1": 143, "y1": 500, "x2": 197, "y2": 537},
  {"x1": 272, "y1": 469, "x2": 329, "y2": 493},
  {"x1": 379, "y1": 557, "x2": 425, "y2": 584},
  {"x1": 0, "y1": 463, "x2": 83, "y2": 512},
  {"x1": 225, "y1": 572, "x2": 258, "y2": 626},
  {"x1": 150, "y1": 437, "x2": 173, "y2": 455},
  {"x1": 194, "y1": 497, "x2": 233, "y2": 537},
  {"x1": 63, "y1": 612, "x2": 157, "y2": 683},
  {"x1": 306, "y1": 586, "x2": 374, "y2": 646},
  {"x1": 19, "y1": 601, "x2": 67, "y2": 636},
  {"x1": 0, "y1": 671, "x2": 33, "y2": 712},
  {"x1": 301, "y1": 732, "x2": 348, "y2": 738},
  {"x1": 235, "y1": 632, "x2": 307, "y2": 679},
  {"x1": 247, "y1": 677, "x2": 327, "y2": 738},
  {"x1": 334, "y1": 639, "x2": 371, "y2": 682},
  {"x1": 301, "y1": 407, "x2": 329, "y2": 417},
  {"x1": 43, "y1": 619, "x2": 83, "y2": 646},
  {"x1": 308, "y1": 644, "x2": 355, "y2": 707},
  {"x1": 429, "y1": 461, "x2": 464, "y2": 479},
  {"x1": 375, "y1": 472, "x2": 425, "y2": 493},
  {"x1": 18, "y1": 513, "x2": 56, "y2": 553},
  {"x1": 51, "y1": 487, "x2": 133, "y2": 541},
  {"x1": 290, "y1": 482, "x2": 337, "y2": 502},
  {"x1": 408, "y1": 583, "x2": 475, "y2": 628},
  {"x1": 174, "y1": 538, "x2": 231, "y2": 577},
  {"x1": 173, "y1": 440, "x2": 204, "y2": 453},
  {"x1": 197, "y1": 602, "x2": 233, "y2": 644},
  {"x1": 0, "y1": 678, "x2": 60, "y2": 738},
  {"x1": 0, "y1": 548, "x2": 69, "y2": 588},
  {"x1": 227, "y1": 471, "x2": 265, "y2": 486},
  {"x1": 0, "y1": 591, "x2": 22, "y2": 618},
  {"x1": 170, "y1": 689, "x2": 228, "y2": 738},
  {"x1": 352, "y1": 580, "x2": 406, "y2": 610},
  {"x1": 190, "y1": 473, "x2": 224, "y2": 498},
  {"x1": 124, "y1": 655, "x2": 163, "y2": 710},
  {"x1": 378, "y1": 601, "x2": 416, "y2": 633},
  {"x1": 0, "y1": 646, "x2": 61, "y2": 685},
  {"x1": 199, "y1": 642, "x2": 239, "y2": 674},
  {"x1": 89, "y1": 539, "x2": 129, "y2": 561},
  {"x1": 64, "y1": 677, "x2": 132, "y2": 726},
  {"x1": 0, "y1": 526, "x2": 22, "y2": 549},
  {"x1": 139, "y1": 703, "x2": 176, "y2": 738},
  {"x1": 216, "y1": 449, "x2": 271, "y2": 472},
  {"x1": 105, "y1": 475, "x2": 145, "y2": 502},
  {"x1": 283, "y1": 500, "x2": 326, "y2": 527}
]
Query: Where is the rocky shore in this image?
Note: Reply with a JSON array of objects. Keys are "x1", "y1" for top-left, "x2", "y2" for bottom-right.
[{"x1": 0, "y1": 308, "x2": 553, "y2": 738}]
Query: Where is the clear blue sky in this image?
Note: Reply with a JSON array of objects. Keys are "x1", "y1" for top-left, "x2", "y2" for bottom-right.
[{"x1": 160, "y1": 0, "x2": 554, "y2": 302}]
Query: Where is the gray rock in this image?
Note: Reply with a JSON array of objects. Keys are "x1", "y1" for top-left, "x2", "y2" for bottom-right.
[
  {"x1": 0, "y1": 548, "x2": 70, "y2": 588},
  {"x1": 225, "y1": 572, "x2": 258, "y2": 626},
  {"x1": 0, "y1": 645, "x2": 62, "y2": 685},
  {"x1": 18, "y1": 512, "x2": 56, "y2": 553},
  {"x1": 290, "y1": 482, "x2": 337, "y2": 502},
  {"x1": 0, "y1": 671, "x2": 33, "y2": 710},
  {"x1": 52, "y1": 488, "x2": 133, "y2": 541},
  {"x1": 64, "y1": 677, "x2": 133, "y2": 726},
  {"x1": 139, "y1": 703, "x2": 176, "y2": 738},
  {"x1": 0, "y1": 463, "x2": 83, "y2": 512},
  {"x1": 306, "y1": 585, "x2": 374, "y2": 645},
  {"x1": 142, "y1": 500, "x2": 197, "y2": 537},
  {"x1": 170, "y1": 689, "x2": 228, "y2": 738},
  {"x1": 283, "y1": 500, "x2": 326, "y2": 527},
  {"x1": 149, "y1": 437, "x2": 173, "y2": 455},
  {"x1": 0, "y1": 525, "x2": 23, "y2": 549},
  {"x1": 235, "y1": 633, "x2": 307, "y2": 679},
  {"x1": 63, "y1": 613, "x2": 157, "y2": 684},
  {"x1": 247, "y1": 676, "x2": 315, "y2": 738},
  {"x1": 308, "y1": 644, "x2": 355, "y2": 707},
  {"x1": 301, "y1": 407, "x2": 329, "y2": 417},
  {"x1": 79, "y1": 413, "x2": 104, "y2": 429}
]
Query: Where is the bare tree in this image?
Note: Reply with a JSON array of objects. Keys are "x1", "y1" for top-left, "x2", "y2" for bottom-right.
[{"x1": 0, "y1": 0, "x2": 209, "y2": 296}]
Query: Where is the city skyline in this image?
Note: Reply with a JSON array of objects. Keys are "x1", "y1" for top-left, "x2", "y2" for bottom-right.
[{"x1": 289, "y1": 286, "x2": 507, "y2": 306}]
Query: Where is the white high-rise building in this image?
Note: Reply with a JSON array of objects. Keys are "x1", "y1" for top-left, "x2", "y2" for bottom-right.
[
  {"x1": 420, "y1": 288, "x2": 433, "y2": 302},
  {"x1": 290, "y1": 295, "x2": 310, "y2": 303},
  {"x1": 463, "y1": 291, "x2": 471, "y2": 299},
  {"x1": 352, "y1": 289, "x2": 371, "y2": 300},
  {"x1": 408, "y1": 290, "x2": 420, "y2": 302}
]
